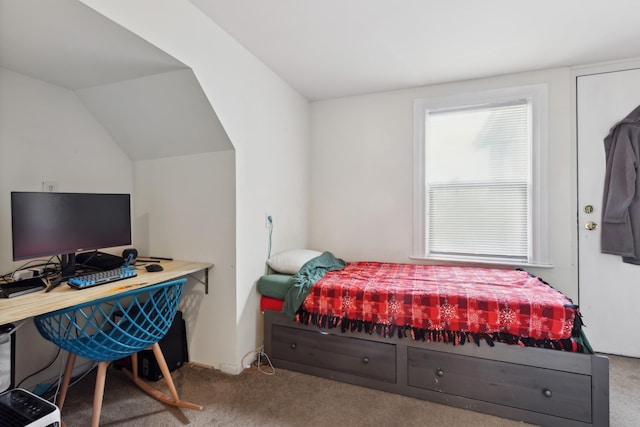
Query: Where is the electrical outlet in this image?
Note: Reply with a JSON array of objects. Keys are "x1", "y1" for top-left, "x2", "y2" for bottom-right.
[{"x1": 42, "y1": 181, "x2": 58, "y2": 192}]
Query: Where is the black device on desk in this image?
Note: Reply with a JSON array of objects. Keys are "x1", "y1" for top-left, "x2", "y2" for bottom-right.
[
  {"x1": 0, "y1": 278, "x2": 46, "y2": 298},
  {"x1": 76, "y1": 251, "x2": 125, "y2": 270}
]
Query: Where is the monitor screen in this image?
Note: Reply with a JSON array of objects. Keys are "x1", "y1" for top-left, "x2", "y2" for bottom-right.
[{"x1": 11, "y1": 192, "x2": 132, "y2": 262}]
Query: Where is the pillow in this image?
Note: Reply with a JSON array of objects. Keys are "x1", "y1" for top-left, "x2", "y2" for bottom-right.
[
  {"x1": 257, "y1": 274, "x2": 294, "y2": 299},
  {"x1": 267, "y1": 249, "x2": 322, "y2": 274}
]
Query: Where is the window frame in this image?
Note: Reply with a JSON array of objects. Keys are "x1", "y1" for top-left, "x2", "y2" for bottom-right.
[{"x1": 412, "y1": 84, "x2": 550, "y2": 267}]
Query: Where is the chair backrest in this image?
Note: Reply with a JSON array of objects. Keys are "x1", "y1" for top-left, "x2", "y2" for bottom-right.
[{"x1": 34, "y1": 279, "x2": 186, "y2": 361}]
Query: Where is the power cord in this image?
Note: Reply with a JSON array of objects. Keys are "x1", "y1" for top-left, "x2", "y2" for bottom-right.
[
  {"x1": 47, "y1": 355, "x2": 97, "y2": 405},
  {"x1": 256, "y1": 348, "x2": 275, "y2": 375},
  {"x1": 265, "y1": 215, "x2": 274, "y2": 274},
  {"x1": 241, "y1": 345, "x2": 275, "y2": 376},
  {"x1": 16, "y1": 347, "x2": 61, "y2": 389},
  {"x1": 4, "y1": 257, "x2": 59, "y2": 282},
  {"x1": 267, "y1": 215, "x2": 273, "y2": 259}
]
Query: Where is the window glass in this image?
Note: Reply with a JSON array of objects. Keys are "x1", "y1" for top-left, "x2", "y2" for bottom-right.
[{"x1": 413, "y1": 85, "x2": 548, "y2": 265}]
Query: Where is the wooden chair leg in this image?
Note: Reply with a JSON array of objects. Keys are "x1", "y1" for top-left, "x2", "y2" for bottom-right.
[
  {"x1": 57, "y1": 352, "x2": 76, "y2": 411},
  {"x1": 125, "y1": 343, "x2": 202, "y2": 411},
  {"x1": 132, "y1": 352, "x2": 139, "y2": 379},
  {"x1": 91, "y1": 361, "x2": 109, "y2": 427}
]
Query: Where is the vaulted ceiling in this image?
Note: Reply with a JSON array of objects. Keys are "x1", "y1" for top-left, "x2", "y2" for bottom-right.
[
  {"x1": 191, "y1": 0, "x2": 640, "y2": 100},
  {"x1": 0, "y1": 0, "x2": 233, "y2": 161},
  {"x1": 4, "y1": 0, "x2": 640, "y2": 144}
]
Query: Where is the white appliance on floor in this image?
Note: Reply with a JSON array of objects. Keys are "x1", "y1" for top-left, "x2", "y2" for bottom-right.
[
  {"x1": 0, "y1": 324, "x2": 14, "y2": 393},
  {"x1": 0, "y1": 388, "x2": 60, "y2": 427}
]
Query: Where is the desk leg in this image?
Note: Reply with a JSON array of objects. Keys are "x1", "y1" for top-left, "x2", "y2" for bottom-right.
[{"x1": 125, "y1": 343, "x2": 203, "y2": 411}]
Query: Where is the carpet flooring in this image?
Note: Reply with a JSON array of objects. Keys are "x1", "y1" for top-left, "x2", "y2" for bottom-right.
[{"x1": 58, "y1": 354, "x2": 639, "y2": 426}]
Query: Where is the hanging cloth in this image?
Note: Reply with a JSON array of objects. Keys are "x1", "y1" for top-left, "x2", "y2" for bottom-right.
[{"x1": 601, "y1": 104, "x2": 640, "y2": 263}]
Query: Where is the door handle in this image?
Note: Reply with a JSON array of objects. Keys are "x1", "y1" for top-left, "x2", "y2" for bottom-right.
[{"x1": 584, "y1": 221, "x2": 598, "y2": 231}]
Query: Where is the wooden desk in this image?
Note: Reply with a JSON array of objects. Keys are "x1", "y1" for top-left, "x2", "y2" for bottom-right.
[{"x1": 0, "y1": 259, "x2": 212, "y2": 325}]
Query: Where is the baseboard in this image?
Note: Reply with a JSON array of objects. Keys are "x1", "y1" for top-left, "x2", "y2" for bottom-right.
[{"x1": 220, "y1": 363, "x2": 242, "y2": 375}]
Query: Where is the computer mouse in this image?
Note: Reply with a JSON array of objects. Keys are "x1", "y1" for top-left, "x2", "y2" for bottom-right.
[{"x1": 145, "y1": 264, "x2": 163, "y2": 272}]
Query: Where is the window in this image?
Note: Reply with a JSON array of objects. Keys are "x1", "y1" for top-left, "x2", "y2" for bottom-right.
[{"x1": 413, "y1": 85, "x2": 549, "y2": 266}]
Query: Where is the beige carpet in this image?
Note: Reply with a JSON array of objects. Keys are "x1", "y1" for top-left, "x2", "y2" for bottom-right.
[{"x1": 58, "y1": 354, "x2": 638, "y2": 427}]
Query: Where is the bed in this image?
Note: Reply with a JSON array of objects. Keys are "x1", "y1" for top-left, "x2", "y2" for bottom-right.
[{"x1": 260, "y1": 252, "x2": 609, "y2": 427}]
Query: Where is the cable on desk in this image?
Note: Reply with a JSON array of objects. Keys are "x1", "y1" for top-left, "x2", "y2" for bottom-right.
[{"x1": 6, "y1": 257, "x2": 59, "y2": 280}]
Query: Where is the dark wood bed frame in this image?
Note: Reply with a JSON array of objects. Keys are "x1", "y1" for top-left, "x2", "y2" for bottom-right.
[{"x1": 263, "y1": 309, "x2": 609, "y2": 427}]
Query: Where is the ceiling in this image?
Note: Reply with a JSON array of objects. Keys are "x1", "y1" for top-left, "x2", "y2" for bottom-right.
[
  {"x1": 3, "y1": 0, "x2": 640, "y2": 113},
  {"x1": 0, "y1": 0, "x2": 185, "y2": 89},
  {"x1": 0, "y1": 0, "x2": 233, "y2": 160},
  {"x1": 191, "y1": 0, "x2": 640, "y2": 101}
]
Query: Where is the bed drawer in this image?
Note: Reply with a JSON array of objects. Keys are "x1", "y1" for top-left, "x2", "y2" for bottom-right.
[
  {"x1": 271, "y1": 325, "x2": 396, "y2": 383},
  {"x1": 407, "y1": 347, "x2": 592, "y2": 423}
]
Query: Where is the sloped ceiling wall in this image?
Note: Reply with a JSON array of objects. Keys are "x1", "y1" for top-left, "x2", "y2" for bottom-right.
[
  {"x1": 0, "y1": 0, "x2": 233, "y2": 159},
  {"x1": 76, "y1": 69, "x2": 231, "y2": 160}
]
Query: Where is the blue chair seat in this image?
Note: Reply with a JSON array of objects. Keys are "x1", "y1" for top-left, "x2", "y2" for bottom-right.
[{"x1": 35, "y1": 279, "x2": 185, "y2": 362}]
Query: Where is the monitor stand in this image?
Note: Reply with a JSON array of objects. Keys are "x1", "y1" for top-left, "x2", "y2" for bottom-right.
[{"x1": 59, "y1": 253, "x2": 76, "y2": 281}]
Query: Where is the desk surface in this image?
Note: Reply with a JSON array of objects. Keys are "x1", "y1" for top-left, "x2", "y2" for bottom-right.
[{"x1": 0, "y1": 260, "x2": 212, "y2": 325}]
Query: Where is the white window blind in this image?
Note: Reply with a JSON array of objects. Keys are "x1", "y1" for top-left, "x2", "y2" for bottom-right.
[{"x1": 424, "y1": 99, "x2": 532, "y2": 262}]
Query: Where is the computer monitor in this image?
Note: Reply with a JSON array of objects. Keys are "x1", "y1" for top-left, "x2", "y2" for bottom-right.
[{"x1": 10, "y1": 192, "x2": 132, "y2": 279}]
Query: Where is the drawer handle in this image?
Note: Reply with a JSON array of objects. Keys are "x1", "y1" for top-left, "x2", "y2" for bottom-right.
[
  {"x1": 290, "y1": 343, "x2": 297, "y2": 349},
  {"x1": 362, "y1": 357, "x2": 369, "y2": 364},
  {"x1": 436, "y1": 369, "x2": 444, "y2": 378},
  {"x1": 542, "y1": 388, "x2": 552, "y2": 398}
]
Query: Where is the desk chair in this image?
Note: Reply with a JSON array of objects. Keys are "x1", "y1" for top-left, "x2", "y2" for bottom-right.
[{"x1": 34, "y1": 279, "x2": 202, "y2": 427}]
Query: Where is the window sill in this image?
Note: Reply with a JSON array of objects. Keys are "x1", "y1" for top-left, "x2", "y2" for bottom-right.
[{"x1": 409, "y1": 255, "x2": 553, "y2": 269}]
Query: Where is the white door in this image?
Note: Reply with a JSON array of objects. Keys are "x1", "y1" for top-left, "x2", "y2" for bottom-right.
[{"x1": 577, "y1": 68, "x2": 640, "y2": 357}]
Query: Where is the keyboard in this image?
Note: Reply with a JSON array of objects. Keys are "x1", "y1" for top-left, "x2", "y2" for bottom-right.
[{"x1": 68, "y1": 268, "x2": 137, "y2": 289}]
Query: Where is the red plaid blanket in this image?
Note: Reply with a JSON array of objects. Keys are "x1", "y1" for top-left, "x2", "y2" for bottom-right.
[{"x1": 300, "y1": 262, "x2": 582, "y2": 350}]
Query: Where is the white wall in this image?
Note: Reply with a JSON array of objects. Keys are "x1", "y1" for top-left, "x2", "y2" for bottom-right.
[
  {"x1": 0, "y1": 67, "x2": 134, "y2": 386},
  {"x1": 309, "y1": 68, "x2": 577, "y2": 299},
  {"x1": 133, "y1": 151, "x2": 236, "y2": 367},
  {"x1": 0, "y1": 68, "x2": 134, "y2": 270},
  {"x1": 80, "y1": 0, "x2": 311, "y2": 372}
]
